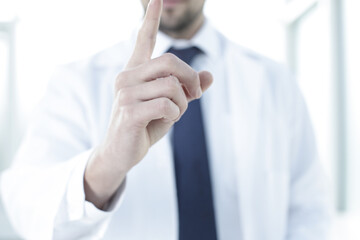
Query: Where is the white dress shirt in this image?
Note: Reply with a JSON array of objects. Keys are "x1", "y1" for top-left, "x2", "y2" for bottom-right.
[{"x1": 0, "y1": 20, "x2": 331, "y2": 240}]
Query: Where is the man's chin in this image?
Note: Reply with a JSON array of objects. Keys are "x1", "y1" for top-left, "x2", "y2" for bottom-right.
[
  {"x1": 160, "y1": 22, "x2": 185, "y2": 33},
  {"x1": 160, "y1": 13, "x2": 192, "y2": 30},
  {"x1": 159, "y1": 6, "x2": 203, "y2": 34},
  {"x1": 160, "y1": 18, "x2": 184, "y2": 32}
]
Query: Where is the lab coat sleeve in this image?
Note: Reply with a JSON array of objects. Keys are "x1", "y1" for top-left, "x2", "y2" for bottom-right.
[
  {"x1": 0, "y1": 65, "x2": 125, "y2": 239},
  {"x1": 286, "y1": 77, "x2": 332, "y2": 240}
]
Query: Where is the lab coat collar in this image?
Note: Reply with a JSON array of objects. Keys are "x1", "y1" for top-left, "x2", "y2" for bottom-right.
[{"x1": 94, "y1": 19, "x2": 221, "y2": 69}]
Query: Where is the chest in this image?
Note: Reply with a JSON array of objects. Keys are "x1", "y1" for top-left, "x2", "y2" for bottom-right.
[{"x1": 89, "y1": 54, "x2": 292, "y2": 240}]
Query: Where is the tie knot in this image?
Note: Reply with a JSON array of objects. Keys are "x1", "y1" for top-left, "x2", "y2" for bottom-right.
[{"x1": 167, "y1": 46, "x2": 202, "y2": 65}]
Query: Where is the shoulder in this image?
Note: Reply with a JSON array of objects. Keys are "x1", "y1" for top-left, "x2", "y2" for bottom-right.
[
  {"x1": 220, "y1": 34, "x2": 299, "y2": 111},
  {"x1": 61, "y1": 40, "x2": 131, "y2": 75},
  {"x1": 223, "y1": 37, "x2": 291, "y2": 79},
  {"x1": 223, "y1": 35, "x2": 295, "y2": 87}
]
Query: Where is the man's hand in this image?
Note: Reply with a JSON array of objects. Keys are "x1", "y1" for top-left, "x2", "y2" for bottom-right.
[{"x1": 84, "y1": 0, "x2": 213, "y2": 210}]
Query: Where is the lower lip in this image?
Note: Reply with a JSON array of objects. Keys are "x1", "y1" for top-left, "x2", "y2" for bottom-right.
[{"x1": 163, "y1": 0, "x2": 183, "y2": 8}]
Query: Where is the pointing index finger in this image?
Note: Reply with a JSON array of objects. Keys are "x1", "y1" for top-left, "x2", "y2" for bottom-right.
[{"x1": 126, "y1": 0, "x2": 163, "y2": 69}]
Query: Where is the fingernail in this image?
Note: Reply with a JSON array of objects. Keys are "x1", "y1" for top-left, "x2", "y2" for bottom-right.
[{"x1": 196, "y1": 87, "x2": 202, "y2": 98}]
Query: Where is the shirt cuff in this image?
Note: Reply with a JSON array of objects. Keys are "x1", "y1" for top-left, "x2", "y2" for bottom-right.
[{"x1": 65, "y1": 149, "x2": 127, "y2": 222}]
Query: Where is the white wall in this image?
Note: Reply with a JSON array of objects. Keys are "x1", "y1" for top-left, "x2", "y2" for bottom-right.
[{"x1": 345, "y1": 0, "x2": 360, "y2": 214}]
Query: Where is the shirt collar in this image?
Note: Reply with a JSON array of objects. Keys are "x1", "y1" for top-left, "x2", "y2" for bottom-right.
[
  {"x1": 95, "y1": 19, "x2": 222, "y2": 68},
  {"x1": 152, "y1": 19, "x2": 221, "y2": 60}
]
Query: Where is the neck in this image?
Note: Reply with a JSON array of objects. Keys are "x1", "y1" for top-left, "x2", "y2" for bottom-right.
[{"x1": 161, "y1": 14, "x2": 205, "y2": 40}]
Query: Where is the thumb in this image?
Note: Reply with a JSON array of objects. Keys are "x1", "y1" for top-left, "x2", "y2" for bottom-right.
[{"x1": 199, "y1": 71, "x2": 213, "y2": 93}]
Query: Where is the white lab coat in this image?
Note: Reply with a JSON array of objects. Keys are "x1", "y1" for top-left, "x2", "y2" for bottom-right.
[{"x1": 0, "y1": 21, "x2": 331, "y2": 240}]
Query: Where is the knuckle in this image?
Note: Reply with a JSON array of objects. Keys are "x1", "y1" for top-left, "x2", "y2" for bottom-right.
[
  {"x1": 164, "y1": 77, "x2": 180, "y2": 94},
  {"x1": 162, "y1": 53, "x2": 178, "y2": 65},
  {"x1": 158, "y1": 98, "x2": 172, "y2": 113},
  {"x1": 191, "y1": 70, "x2": 199, "y2": 83},
  {"x1": 178, "y1": 92, "x2": 188, "y2": 114},
  {"x1": 116, "y1": 88, "x2": 131, "y2": 105},
  {"x1": 116, "y1": 71, "x2": 125, "y2": 82},
  {"x1": 115, "y1": 71, "x2": 128, "y2": 89},
  {"x1": 182, "y1": 98, "x2": 188, "y2": 112}
]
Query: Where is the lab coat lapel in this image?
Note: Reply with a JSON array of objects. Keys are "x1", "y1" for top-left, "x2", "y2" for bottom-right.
[{"x1": 227, "y1": 47, "x2": 270, "y2": 240}]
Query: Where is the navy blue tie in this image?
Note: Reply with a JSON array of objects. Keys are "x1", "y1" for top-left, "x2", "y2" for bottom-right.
[{"x1": 168, "y1": 47, "x2": 218, "y2": 240}]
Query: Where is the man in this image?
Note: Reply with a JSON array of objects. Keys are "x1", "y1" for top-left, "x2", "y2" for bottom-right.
[{"x1": 1, "y1": 0, "x2": 331, "y2": 239}]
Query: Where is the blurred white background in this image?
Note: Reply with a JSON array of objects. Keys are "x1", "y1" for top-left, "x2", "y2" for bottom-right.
[{"x1": 0, "y1": 0, "x2": 359, "y2": 238}]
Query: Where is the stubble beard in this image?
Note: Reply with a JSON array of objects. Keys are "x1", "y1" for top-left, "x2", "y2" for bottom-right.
[{"x1": 159, "y1": 7, "x2": 203, "y2": 34}]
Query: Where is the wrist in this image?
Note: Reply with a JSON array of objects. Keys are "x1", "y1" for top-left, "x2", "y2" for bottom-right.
[{"x1": 84, "y1": 147, "x2": 127, "y2": 209}]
